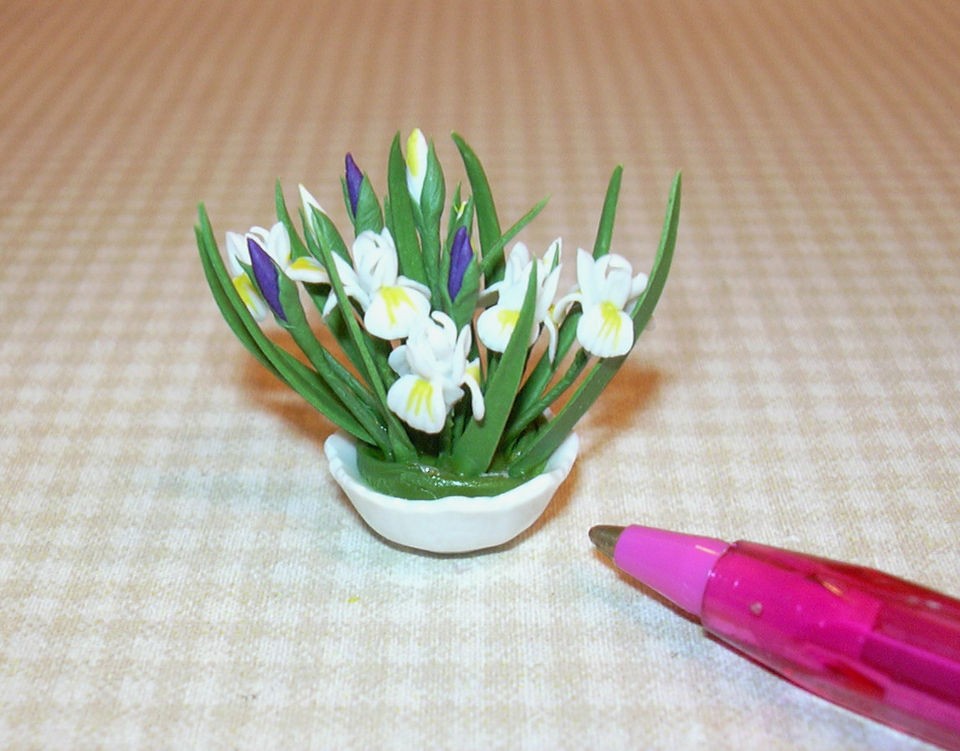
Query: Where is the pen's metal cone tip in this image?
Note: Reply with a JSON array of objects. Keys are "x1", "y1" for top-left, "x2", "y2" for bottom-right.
[{"x1": 589, "y1": 525, "x2": 623, "y2": 558}]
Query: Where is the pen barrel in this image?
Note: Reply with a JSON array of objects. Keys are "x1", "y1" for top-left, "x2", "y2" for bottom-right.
[{"x1": 701, "y1": 541, "x2": 960, "y2": 750}]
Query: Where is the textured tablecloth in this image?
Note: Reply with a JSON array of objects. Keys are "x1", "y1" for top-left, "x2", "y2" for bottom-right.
[{"x1": 2, "y1": 1, "x2": 958, "y2": 749}]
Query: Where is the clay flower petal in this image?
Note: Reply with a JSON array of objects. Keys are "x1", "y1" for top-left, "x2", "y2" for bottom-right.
[
  {"x1": 387, "y1": 374, "x2": 449, "y2": 434},
  {"x1": 284, "y1": 255, "x2": 329, "y2": 284},
  {"x1": 477, "y1": 239, "x2": 562, "y2": 357},
  {"x1": 339, "y1": 228, "x2": 431, "y2": 340},
  {"x1": 564, "y1": 248, "x2": 647, "y2": 358},
  {"x1": 386, "y1": 312, "x2": 484, "y2": 433},
  {"x1": 364, "y1": 285, "x2": 431, "y2": 340}
]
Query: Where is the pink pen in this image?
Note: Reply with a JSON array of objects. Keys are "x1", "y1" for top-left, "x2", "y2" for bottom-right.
[{"x1": 590, "y1": 524, "x2": 960, "y2": 749}]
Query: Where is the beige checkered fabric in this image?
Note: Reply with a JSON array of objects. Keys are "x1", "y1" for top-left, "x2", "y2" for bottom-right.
[{"x1": 2, "y1": 1, "x2": 958, "y2": 749}]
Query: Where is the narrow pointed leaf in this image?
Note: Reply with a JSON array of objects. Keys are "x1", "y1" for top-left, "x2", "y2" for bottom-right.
[
  {"x1": 512, "y1": 310, "x2": 581, "y2": 420},
  {"x1": 479, "y1": 196, "x2": 549, "y2": 276},
  {"x1": 592, "y1": 166, "x2": 622, "y2": 259},
  {"x1": 420, "y1": 139, "x2": 446, "y2": 230},
  {"x1": 443, "y1": 184, "x2": 467, "y2": 251},
  {"x1": 506, "y1": 315, "x2": 586, "y2": 445},
  {"x1": 345, "y1": 174, "x2": 384, "y2": 235},
  {"x1": 452, "y1": 132, "x2": 504, "y2": 281},
  {"x1": 305, "y1": 205, "x2": 352, "y2": 263}
]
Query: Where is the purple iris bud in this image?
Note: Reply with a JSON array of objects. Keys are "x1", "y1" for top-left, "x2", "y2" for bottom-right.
[
  {"x1": 345, "y1": 153, "x2": 363, "y2": 217},
  {"x1": 448, "y1": 226, "x2": 473, "y2": 300},
  {"x1": 248, "y1": 236, "x2": 286, "y2": 322}
]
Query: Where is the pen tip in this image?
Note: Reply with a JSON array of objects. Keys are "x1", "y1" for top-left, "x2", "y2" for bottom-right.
[{"x1": 589, "y1": 525, "x2": 624, "y2": 558}]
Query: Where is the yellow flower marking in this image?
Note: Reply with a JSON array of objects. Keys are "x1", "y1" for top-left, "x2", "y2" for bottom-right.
[
  {"x1": 233, "y1": 275, "x2": 260, "y2": 311},
  {"x1": 379, "y1": 286, "x2": 415, "y2": 325},
  {"x1": 287, "y1": 256, "x2": 325, "y2": 278},
  {"x1": 598, "y1": 300, "x2": 623, "y2": 344},
  {"x1": 406, "y1": 129, "x2": 425, "y2": 178},
  {"x1": 497, "y1": 308, "x2": 520, "y2": 331},
  {"x1": 405, "y1": 379, "x2": 435, "y2": 419}
]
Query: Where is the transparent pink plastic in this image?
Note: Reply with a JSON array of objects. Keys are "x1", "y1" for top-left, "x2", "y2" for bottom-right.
[{"x1": 701, "y1": 541, "x2": 960, "y2": 749}]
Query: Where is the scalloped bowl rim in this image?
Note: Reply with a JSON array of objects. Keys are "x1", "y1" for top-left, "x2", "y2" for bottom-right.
[{"x1": 324, "y1": 431, "x2": 580, "y2": 553}]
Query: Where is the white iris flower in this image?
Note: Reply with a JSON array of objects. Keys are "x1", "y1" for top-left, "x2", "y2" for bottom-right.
[
  {"x1": 387, "y1": 312, "x2": 484, "y2": 434},
  {"x1": 326, "y1": 227, "x2": 431, "y2": 340},
  {"x1": 476, "y1": 239, "x2": 563, "y2": 359},
  {"x1": 555, "y1": 248, "x2": 648, "y2": 358}
]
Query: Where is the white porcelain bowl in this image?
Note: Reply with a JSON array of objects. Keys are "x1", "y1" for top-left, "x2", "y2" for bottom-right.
[{"x1": 324, "y1": 432, "x2": 579, "y2": 554}]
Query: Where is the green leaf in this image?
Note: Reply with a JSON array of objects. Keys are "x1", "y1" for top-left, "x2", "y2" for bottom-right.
[
  {"x1": 451, "y1": 267, "x2": 539, "y2": 475},
  {"x1": 512, "y1": 311, "x2": 581, "y2": 416},
  {"x1": 479, "y1": 195, "x2": 550, "y2": 277},
  {"x1": 593, "y1": 166, "x2": 622, "y2": 259},
  {"x1": 451, "y1": 132, "x2": 504, "y2": 282},
  {"x1": 303, "y1": 204, "x2": 351, "y2": 263},
  {"x1": 420, "y1": 138, "x2": 446, "y2": 229},
  {"x1": 509, "y1": 171, "x2": 682, "y2": 476},
  {"x1": 414, "y1": 141, "x2": 446, "y2": 304},
  {"x1": 344, "y1": 174, "x2": 385, "y2": 235},
  {"x1": 386, "y1": 133, "x2": 427, "y2": 286},
  {"x1": 288, "y1": 201, "x2": 372, "y2": 378},
  {"x1": 443, "y1": 184, "x2": 466, "y2": 251}
]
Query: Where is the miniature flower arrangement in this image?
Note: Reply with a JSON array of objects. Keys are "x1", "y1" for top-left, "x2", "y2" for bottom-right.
[{"x1": 196, "y1": 131, "x2": 680, "y2": 551}]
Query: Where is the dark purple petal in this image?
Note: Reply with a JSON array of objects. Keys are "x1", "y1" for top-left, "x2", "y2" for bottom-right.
[
  {"x1": 345, "y1": 153, "x2": 363, "y2": 217},
  {"x1": 248, "y1": 237, "x2": 286, "y2": 322},
  {"x1": 448, "y1": 226, "x2": 473, "y2": 300}
]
